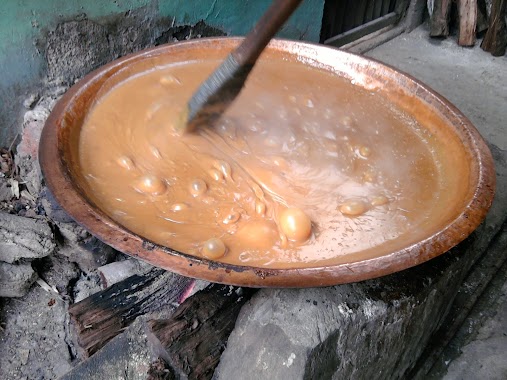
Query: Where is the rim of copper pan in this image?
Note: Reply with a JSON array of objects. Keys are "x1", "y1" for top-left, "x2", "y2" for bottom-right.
[{"x1": 39, "y1": 38, "x2": 496, "y2": 288}]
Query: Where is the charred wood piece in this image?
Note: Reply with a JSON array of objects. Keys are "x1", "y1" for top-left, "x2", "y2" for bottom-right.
[
  {"x1": 150, "y1": 285, "x2": 257, "y2": 380},
  {"x1": 69, "y1": 269, "x2": 194, "y2": 357}
]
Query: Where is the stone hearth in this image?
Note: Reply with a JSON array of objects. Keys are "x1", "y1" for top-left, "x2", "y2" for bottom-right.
[{"x1": 1, "y1": 16, "x2": 506, "y2": 380}]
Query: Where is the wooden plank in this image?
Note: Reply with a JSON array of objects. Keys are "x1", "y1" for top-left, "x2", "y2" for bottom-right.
[
  {"x1": 343, "y1": 0, "x2": 359, "y2": 32},
  {"x1": 355, "y1": 0, "x2": 370, "y2": 27},
  {"x1": 325, "y1": 12, "x2": 400, "y2": 47},
  {"x1": 382, "y1": 0, "x2": 392, "y2": 15},
  {"x1": 365, "y1": 0, "x2": 376, "y2": 23},
  {"x1": 341, "y1": 24, "x2": 396, "y2": 50},
  {"x1": 481, "y1": 0, "x2": 507, "y2": 56},
  {"x1": 458, "y1": 0, "x2": 478, "y2": 46},
  {"x1": 373, "y1": 0, "x2": 384, "y2": 19},
  {"x1": 393, "y1": 0, "x2": 411, "y2": 13},
  {"x1": 430, "y1": 0, "x2": 453, "y2": 37},
  {"x1": 334, "y1": 1, "x2": 348, "y2": 37},
  {"x1": 320, "y1": 0, "x2": 339, "y2": 43}
]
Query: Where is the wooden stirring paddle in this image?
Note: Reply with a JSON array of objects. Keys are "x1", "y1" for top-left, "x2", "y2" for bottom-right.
[{"x1": 179, "y1": 0, "x2": 303, "y2": 133}]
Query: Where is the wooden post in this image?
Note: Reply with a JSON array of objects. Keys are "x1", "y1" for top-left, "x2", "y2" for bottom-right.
[
  {"x1": 458, "y1": 0, "x2": 478, "y2": 46},
  {"x1": 430, "y1": 0, "x2": 453, "y2": 37},
  {"x1": 481, "y1": 0, "x2": 507, "y2": 56}
]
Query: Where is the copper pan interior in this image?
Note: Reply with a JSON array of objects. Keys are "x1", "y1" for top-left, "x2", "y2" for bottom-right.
[{"x1": 39, "y1": 38, "x2": 495, "y2": 287}]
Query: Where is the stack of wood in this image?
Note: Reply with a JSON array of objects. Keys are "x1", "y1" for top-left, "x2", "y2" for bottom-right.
[
  {"x1": 428, "y1": 0, "x2": 506, "y2": 56},
  {"x1": 63, "y1": 268, "x2": 257, "y2": 379}
]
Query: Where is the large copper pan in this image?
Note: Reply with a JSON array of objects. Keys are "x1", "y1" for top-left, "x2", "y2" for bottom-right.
[{"x1": 39, "y1": 38, "x2": 495, "y2": 287}]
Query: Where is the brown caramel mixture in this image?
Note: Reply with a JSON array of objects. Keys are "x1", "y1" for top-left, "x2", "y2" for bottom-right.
[{"x1": 79, "y1": 59, "x2": 440, "y2": 268}]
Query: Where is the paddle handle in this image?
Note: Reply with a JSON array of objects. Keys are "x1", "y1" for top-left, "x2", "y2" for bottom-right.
[{"x1": 232, "y1": 0, "x2": 304, "y2": 65}]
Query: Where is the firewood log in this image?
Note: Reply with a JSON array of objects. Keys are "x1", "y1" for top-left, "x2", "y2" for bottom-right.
[
  {"x1": 458, "y1": 0, "x2": 478, "y2": 46},
  {"x1": 481, "y1": 0, "x2": 507, "y2": 56},
  {"x1": 68, "y1": 269, "x2": 194, "y2": 357},
  {"x1": 430, "y1": 0, "x2": 453, "y2": 37}
]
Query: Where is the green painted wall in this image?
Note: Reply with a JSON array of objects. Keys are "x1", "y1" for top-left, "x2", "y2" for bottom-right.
[
  {"x1": 158, "y1": 0, "x2": 323, "y2": 39},
  {"x1": 0, "y1": 0, "x2": 152, "y2": 88},
  {"x1": 0, "y1": 0, "x2": 324, "y2": 145}
]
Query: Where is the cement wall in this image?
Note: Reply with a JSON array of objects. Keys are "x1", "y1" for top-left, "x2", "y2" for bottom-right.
[{"x1": 0, "y1": 0, "x2": 324, "y2": 146}]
